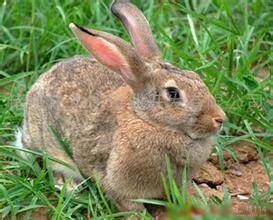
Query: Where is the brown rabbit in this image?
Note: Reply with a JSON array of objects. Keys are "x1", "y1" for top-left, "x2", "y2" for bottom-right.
[{"x1": 17, "y1": 0, "x2": 225, "y2": 213}]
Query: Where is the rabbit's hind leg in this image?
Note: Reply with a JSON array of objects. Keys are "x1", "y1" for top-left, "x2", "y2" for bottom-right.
[
  {"x1": 46, "y1": 148, "x2": 84, "y2": 192},
  {"x1": 18, "y1": 117, "x2": 83, "y2": 192}
]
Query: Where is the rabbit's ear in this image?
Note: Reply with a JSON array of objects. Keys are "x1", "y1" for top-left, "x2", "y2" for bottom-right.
[
  {"x1": 70, "y1": 23, "x2": 148, "y2": 90},
  {"x1": 111, "y1": 0, "x2": 161, "y2": 60}
]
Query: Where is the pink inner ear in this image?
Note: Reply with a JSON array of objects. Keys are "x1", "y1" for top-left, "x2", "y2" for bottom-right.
[
  {"x1": 129, "y1": 22, "x2": 150, "y2": 58},
  {"x1": 121, "y1": 11, "x2": 158, "y2": 59},
  {"x1": 87, "y1": 37, "x2": 123, "y2": 72},
  {"x1": 80, "y1": 35, "x2": 134, "y2": 81}
]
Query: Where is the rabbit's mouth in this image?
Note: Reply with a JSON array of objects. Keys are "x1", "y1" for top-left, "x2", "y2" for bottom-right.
[
  {"x1": 186, "y1": 110, "x2": 225, "y2": 140},
  {"x1": 186, "y1": 128, "x2": 222, "y2": 140}
]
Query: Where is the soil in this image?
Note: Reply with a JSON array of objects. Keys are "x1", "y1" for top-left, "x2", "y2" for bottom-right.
[
  {"x1": 194, "y1": 141, "x2": 271, "y2": 215},
  {"x1": 149, "y1": 140, "x2": 272, "y2": 218}
]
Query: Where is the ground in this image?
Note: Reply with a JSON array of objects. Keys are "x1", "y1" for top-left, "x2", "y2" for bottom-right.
[
  {"x1": 3, "y1": 141, "x2": 272, "y2": 219},
  {"x1": 194, "y1": 141, "x2": 271, "y2": 216},
  {"x1": 148, "y1": 141, "x2": 272, "y2": 219}
]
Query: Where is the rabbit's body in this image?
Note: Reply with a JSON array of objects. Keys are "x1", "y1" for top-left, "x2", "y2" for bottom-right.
[
  {"x1": 20, "y1": 0, "x2": 225, "y2": 213},
  {"x1": 22, "y1": 55, "x2": 212, "y2": 199}
]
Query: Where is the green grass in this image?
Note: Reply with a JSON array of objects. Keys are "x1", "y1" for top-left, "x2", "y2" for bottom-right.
[{"x1": 0, "y1": 0, "x2": 272, "y2": 219}]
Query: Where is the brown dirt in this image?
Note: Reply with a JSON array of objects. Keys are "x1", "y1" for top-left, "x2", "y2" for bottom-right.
[
  {"x1": 192, "y1": 140, "x2": 271, "y2": 216},
  {"x1": 149, "y1": 140, "x2": 272, "y2": 219},
  {"x1": 0, "y1": 82, "x2": 15, "y2": 95},
  {"x1": 0, "y1": 87, "x2": 9, "y2": 95},
  {"x1": 3, "y1": 207, "x2": 50, "y2": 220}
]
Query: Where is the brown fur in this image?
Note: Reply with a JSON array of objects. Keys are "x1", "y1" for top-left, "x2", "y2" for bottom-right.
[{"x1": 21, "y1": 0, "x2": 225, "y2": 213}]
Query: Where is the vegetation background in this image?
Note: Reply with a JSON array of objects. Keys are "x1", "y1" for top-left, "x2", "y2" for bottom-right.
[{"x1": 0, "y1": 0, "x2": 272, "y2": 219}]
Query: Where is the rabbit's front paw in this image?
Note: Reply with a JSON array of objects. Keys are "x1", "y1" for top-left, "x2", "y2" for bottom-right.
[
  {"x1": 115, "y1": 199, "x2": 145, "y2": 219},
  {"x1": 54, "y1": 172, "x2": 79, "y2": 192}
]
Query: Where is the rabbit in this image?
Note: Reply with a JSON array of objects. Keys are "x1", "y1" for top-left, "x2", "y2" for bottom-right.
[{"x1": 17, "y1": 0, "x2": 225, "y2": 213}]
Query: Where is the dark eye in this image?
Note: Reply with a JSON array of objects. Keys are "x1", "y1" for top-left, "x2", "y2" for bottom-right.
[{"x1": 166, "y1": 87, "x2": 180, "y2": 102}]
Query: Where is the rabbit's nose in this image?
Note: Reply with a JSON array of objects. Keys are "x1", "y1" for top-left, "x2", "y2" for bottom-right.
[{"x1": 212, "y1": 117, "x2": 224, "y2": 130}]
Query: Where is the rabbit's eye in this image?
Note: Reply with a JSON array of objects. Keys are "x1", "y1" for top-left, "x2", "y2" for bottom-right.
[{"x1": 166, "y1": 87, "x2": 180, "y2": 102}]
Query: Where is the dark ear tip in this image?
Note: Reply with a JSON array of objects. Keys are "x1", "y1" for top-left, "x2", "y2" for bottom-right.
[
  {"x1": 69, "y1": 23, "x2": 96, "y2": 37},
  {"x1": 110, "y1": 0, "x2": 130, "y2": 13},
  {"x1": 69, "y1": 22, "x2": 80, "y2": 29},
  {"x1": 111, "y1": 0, "x2": 130, "y2": 4},
  {"x1": 69, "y1": 23, "x2": 77, "y2": 30}
]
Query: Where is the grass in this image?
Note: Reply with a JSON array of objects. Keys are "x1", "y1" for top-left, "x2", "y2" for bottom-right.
[{"x1": 0, "y1": 0, "x2": 272, "y2": 219}]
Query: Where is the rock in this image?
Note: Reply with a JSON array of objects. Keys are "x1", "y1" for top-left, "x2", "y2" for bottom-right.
[
  {"x1": 209, "y1": 150, "x2": 232, "y2": 164},
  {"x1": 228, "y1": 163, "x2": 242, "y2": 177},
  {"x1": 209, "y1": 141, "x2": 259, "y2": 169},
  {"x1": 232, "y1": 141, "x2": 259, "y2": 163},
  {"x1": 193, "y1": 162, "x2": 224, "y2": 186},
  {"x1": 237, "y1": 195, "x2": 249, "y2": 200}
]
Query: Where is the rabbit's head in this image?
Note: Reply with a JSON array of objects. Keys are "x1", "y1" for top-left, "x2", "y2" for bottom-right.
[{"x1": 69, "y1": 0, "x2": 225, "y2": 139}]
